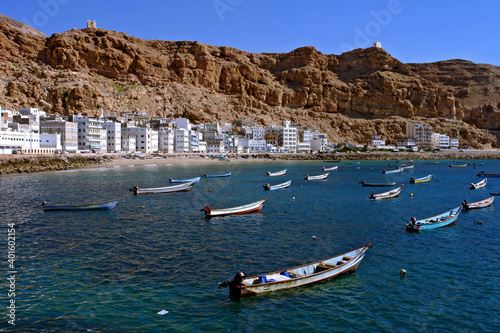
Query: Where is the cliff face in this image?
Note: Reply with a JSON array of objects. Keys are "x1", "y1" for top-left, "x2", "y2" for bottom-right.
[{"x1": 0, "y1": 15, "x2": 498, "y2": 148}]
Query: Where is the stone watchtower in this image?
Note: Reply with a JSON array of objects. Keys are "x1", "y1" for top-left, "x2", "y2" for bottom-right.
[{"x1": 87, "y1": 20, "x2": 96, "y2": 29}]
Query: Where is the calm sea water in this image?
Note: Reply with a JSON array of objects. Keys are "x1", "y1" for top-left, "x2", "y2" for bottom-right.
[{"x1": 1, "y1": 159, "x2": 499, "y2": 332}]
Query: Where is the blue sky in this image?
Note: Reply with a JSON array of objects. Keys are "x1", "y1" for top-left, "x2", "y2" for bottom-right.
[{"x1": 3, "y1": 0, "x2": 500, "y2": 65}]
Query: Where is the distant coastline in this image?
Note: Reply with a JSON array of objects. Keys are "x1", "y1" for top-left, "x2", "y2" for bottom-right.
[{"x1": 1, "y1": 150, "x2": 499, "y2": 175}]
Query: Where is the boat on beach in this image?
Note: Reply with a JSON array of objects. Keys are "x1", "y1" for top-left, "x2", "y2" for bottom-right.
[
  {"x1": 267, "y1": 169, "x2": 287, "y2": 176},
  {"x1": 202, "y1": 172, "x2": 232, "y2": 178},
  {"x1": 304, "y1": 172, "x2": 329, "y2": 181},
  {"x1": 406, "y1": 206, "x2": 462, "y2": 232},
  {"x1": 369, "y1": 185, "x2": 404, "y2": 200},
  {"x1": 470, "y1": 178, "x2": 487, "y2": 190},
  {"x1": 410, "y1": 174, "x2": 432, "y2": 184},
  {"x1": 264, "y1": 180, "x2": 292, "y2": 191},
  {"x1": 462, "y1": 197, "x2": 494, "y2": 210},
  {"x1": 169, "y1": 176, "x2": 201, "y2": 183},
  {"x1": 202, "y1": 199, "x2": 266, "y2": 217},
  {"x1": 382, "y1": 168, "x2": 404, "y2": 174},
  {"x1": 322, "y1": 166, "x2": 338, "y2": 171},
  {"x1": 359, "y1": 181, "x2": 397, "y2": 187},
  {"x1": 218, "y1": 243, "x2": 371, "y2": 298},
  {"x1": 129, "y1": 181, "x2": 195, "y2": 194},
  {"x1": 42, "y1": 199, "x2": 119, "y2": 211}
]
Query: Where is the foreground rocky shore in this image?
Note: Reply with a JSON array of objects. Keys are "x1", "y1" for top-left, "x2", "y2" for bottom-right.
[{"x1": 1, "y1": 150, "x2": 499, "y2": 175}]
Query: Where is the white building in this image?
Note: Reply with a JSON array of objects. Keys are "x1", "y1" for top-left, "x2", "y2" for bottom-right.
[
  {"x1": 39, "y1": 133, "x2": 61, "y2": 152},
  {"x1": 206, "y1": 138, "x2": 225, "y2": 153},
  {"x1": 103, "y1": 121, "x2": 122, "y2": 153},
  {"x1": 73, "y1": 115, "x2": 107, "y2": 153},
  {"x1": 174, "y1": 118, "x2": 191, "y2": 130},
  {"x1": 174, "y1": 128, "x2": 190, "y2": 153},
  {"x1": 40, "y1": 119, "x2": 78, "y2": 153},
  {"x1": 158, "y1": 128, "x2": 174, "y2": 153},
  {"x1": 251, "y1": 126, "x2": 266, "y2": 140},
  {"x1": 450, "y1": 138, "x2": 459, "y2": 149},
  {"x1": 431, "y1": 133, "x2": 450, "y2": 149},
  {"x1": 240, "y1": 138, "x2": 267, "y2": 153},
  {"x1": 371, "y1": 135, "x2": 385, "y2": 148},
  {"x1": 407, "y1": 123, "x2": 432, "y2": 148},
  {"x1": 121, "y1": 135, "x2": 136, "y2": 153},
  {"x1": 297, "y1": 141, "x2": 312, "y2": 153}
]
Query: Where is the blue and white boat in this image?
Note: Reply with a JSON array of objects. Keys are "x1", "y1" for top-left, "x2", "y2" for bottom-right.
[
  {"x1": 406, "y1": 206, "x2": 462, "y2": 232},
  {"x1": 203, "y1": 172, "x2": 232, "y2": 178},
  {"x1": 264, "y1": 180, "x2": 292, "y2": 191},
  {"x1": 42, "y1": 199, "x2": 119, "y2": 211},
  {"x1": 169, "y1": 177, "x2": 201, "y2": 183}
]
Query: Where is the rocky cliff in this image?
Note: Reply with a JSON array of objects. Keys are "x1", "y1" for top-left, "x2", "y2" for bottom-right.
[{"x1": 0, "y1": 15, "x2": 498, "y2": 148}]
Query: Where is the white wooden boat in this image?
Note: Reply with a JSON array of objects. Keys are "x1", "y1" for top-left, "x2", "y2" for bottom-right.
[
  {"x1": 42, "y1": 199, "x2": 119, "y2": 211},
  {"x1": 203, "y1": 199, "x2": 266, "y2": 217},
  {"x1": 369, "y1": 185, "x2": 404, "y2": 200},
  {"x1": 267, "y1": 169, "x2": 287, "y2": 176},
  {"x1": 264, "y1": 180, "x2": 292, "y2": 191},
  {"x1": 470, "y1": 178, "x2": 487, "y2": 190},
  {"x1": 129, "y1": 181, "x2": 195, "y2": 194},
  {"x1": 304, "y1": 172, "x2": 329, "y2": 181},
  {"x1": 203, "y1": 172, "x2": 232, "y2": 178},
  {"x1": 449, "y1": 163, "x2": 468, "y2": 167},
  {"x1": 168, "y1": 176, "x2": 201, "y2": 183},
  {"x1": 322, "y1": 166, "x2": 338, "y2": 171},
  {"x1": 403, "y1": 165, "x2": 415, "y2": 169},
  {"x1": 382, "y1": 168, "x2": 404, "y2": 174},
  {"x1": 406, "y1": 206, "x2": 462, "y2": 232},
  {"x1": 219, "y1": 243, "x2": 371, "y2": 298},
  {"x1": 410, "y1": 174, "x2": 432, "y2": 184},
  {"x1": 462, "y1": 197, "x2": 494, "y2": 210},
  {"x1": 360, "y1": 181, "x2": 396, "y2": 187}
]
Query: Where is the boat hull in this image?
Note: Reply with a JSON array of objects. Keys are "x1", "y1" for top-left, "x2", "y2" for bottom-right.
[
  {"x1": 169, "y1": 177, "x2": 201, "y2": 183},
  {"x1": 406, "y1": 206, "x2": 462, "y2": 232},
  {"x1": 229, "y1": 243, "x2": 371, "y2": 298},
  {"x1": 43, "y1": 200, "x2": 119, "y2": 211},
  {"x1": 203, "y1": 172, "x2": 231, "y2": 178},
  {"x1": 206, "y1": 199, "x2": 266, "y2": 217},
  {"x1": 464, "y1": 197, "x2": 494, "y2": 210},
  {"x1": 305, "y1": 173, "x2": 329, "y2": 181},
  {"x1": 267, "y1": 169, "x2": 287, "y2": 176},
  {"x1": 369, "y1": 185, "x2": 403, "y2": 200},
  {"x1": 322, "y1": 166, "x2": 338, "y2": 171},
  {"x1": 470, "y1": 178, "x2": 487, "y2": 190},
  {"x1": 131, "y1": 181, "x2": 195, "y2": 194},
  {"x1": 410, "y1": 174, "x2": 432, "y2": 184},
  {"x1": 360, "y1": 181, "x2": 396, "y2": 187},
  {"x1": 264, "y1": 180, "x2": 292, "y2": 191},
  {"x1": 382, "y1": 168, "x2": 404, "y2": 174}
]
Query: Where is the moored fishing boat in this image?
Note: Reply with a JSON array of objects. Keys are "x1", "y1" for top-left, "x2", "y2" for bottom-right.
[
  {"x1": 324, "y1": 159, "x2": 341, "y2": 163},
  {"x1": 476, "y1": 171, "x2": 500, "y2": 178},
  {"x1": 267, "y1": 169, "x2": 287, "y2": 176},
  {"x1": 403, "y1": 165, "x2": 415, "y2": 170},
  {"x1": 42, "y1": 199, "x2": 119, "y2": 211},
  {"x1": 369, "y1": 185, "x2": 404, "y2": 200},
  {"x1": 202, "y1": 199, "x2": 266, "y2": 217},
  {"x1": 218, "y1": 243, "x2": 371, "y2": 298},
  {"x1": 382, "y1": 168, "x2": 404, "y2": 174},
  {"x1": 406, "y1": 206, "x2": 462, "y2": 232},
  {"x1": 304, "y1": 172, "x2": 329, "y2": 181},
  {"x1": 346, "y1": 162, "x2": 360, "y2": 165},
  {"x1": 462, "y1": 197, "x2": 494, "y2": 210},
  {"x1": 470, "y1": 178, "x2": 487, "y2": 190},
  {"x1": 410, "y1": 174, "x2": 432, "y2": 184},
  {"x1": 359, "y1": 180, "x2": 397, "y2": 187},
  {"x1": 490, "y1": 192, "x2": 500, "y2": 195},
  {"x1": 202, "y1": 172, "x2": 232, "y2": 178},
  {"x1": 168, "y1": 176, "x2": 201, "y2": 183},
  {"x1": 129, "y1": 180, "x2": 195, "y2": 194},
  {"x1": 449, "y1": 163, "x2": 469, "y2": 167},
  {"x1": 264, "y1": 180, "x2": 292, "y2": 191},
  {"x1": 322, "y1": 166, "x2": 338, "y2": 171}
]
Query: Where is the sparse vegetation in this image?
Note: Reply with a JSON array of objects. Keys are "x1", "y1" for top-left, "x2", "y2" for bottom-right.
[
  {"x1": 60, "y1": 91, "x2": 68, "y2": 99},
  {"x1": 31, "y1": 67, "x2": 38, "y2": 75},
  {"x1": 112, "y1": 83, "x2": 126, "y2": 93}
]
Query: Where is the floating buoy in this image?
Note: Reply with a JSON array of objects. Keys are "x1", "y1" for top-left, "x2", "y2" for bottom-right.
[
  {"x1": 312, "y1": 236, "x2": 316, "y2": 240},
  {"x1": 140, "y1": 206, "x2": 145, "y2": 209},
  {"x1": 292, "y1": 197, "x2": 295, "y2": 201},
  {"x1": 410, "y1": 193, "x2": 413, "y2": 197},
  {"x1": 477, "y1": 220, "x2": 483, "y2": 225},
  {"x1": 400, "y1": 269, "x2": 406, "y2": 276},
  {"x1": 300, "y1": 186, "x2": 303, "y2": 188},
  {"x1": 209, "y1": 189, "x2": 211, "y2": 192}
]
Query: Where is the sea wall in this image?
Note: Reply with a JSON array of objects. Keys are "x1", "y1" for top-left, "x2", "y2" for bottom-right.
[{"x1": 0, "y1": 155, "x2": 112, "y2": 174}]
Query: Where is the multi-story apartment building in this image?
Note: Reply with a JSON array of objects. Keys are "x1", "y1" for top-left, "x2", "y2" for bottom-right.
[
  {"x1": 407, "y1": 123, "x2": 432, "y2": 148},
  {"x1": 40, "y1": 119, "x2": 78, "y2": 153},
  {"x1": 72, "y1": 115, "x2": 107, "y2": 153},
  {"x1": 158, "y1": 128, "x2": 174, "y2": 153},
  {"x1": 103, "y1": 121, "x2": 122, "y2": 153},
  {"x1": 121, "y1": 126, "x2": 157, "y2": 153},
  {"x1": 174, "y1": 128, "x2": 190, "y2": 153},
  {"x1": 206, "y1": 138, "x2": 224, "y2": 153},
  {"x1": 431, "y1": 133, "x2": 450, "y2": 149}
]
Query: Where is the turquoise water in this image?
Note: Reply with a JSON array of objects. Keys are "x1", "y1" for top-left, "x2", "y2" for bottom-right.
[{"x1": 2, "y1": 160, "x2": 499, "y2": 332}]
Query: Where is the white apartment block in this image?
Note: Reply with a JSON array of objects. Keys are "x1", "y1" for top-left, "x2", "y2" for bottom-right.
[
  {"x1": 240, "y1": 138, "x2": 266, "y2": 153},
  {"x1": 1, "y1": 108, "x2": 13, "y2": 130},
  {"x1": 198, "y1": 141, "x2": 207, "y2": 153},
  {"x1": 450, "y1": 138, "x2": 459, "y2": 149},
  {"x1": 371, "y1": 135, "x2": 385, "y2": 147},
  {"x1": 206, "y1": 138, "x2": 224, "y2": 153},
  {"x1": 310, "y1": 137, "x2": 327, "y2": 152},
  {"x1": 431, "y1": 133, "x2": 450, "y2": 149},
  {"x1": 174, "y1": 118, "x2": 191, "y2": 130},
  {"x1": 39, "y1": 133, "x2": 62, "y2": 152},
  {"x1": 174, "y1": 128, "x2": 190, "y2": 153},
  {"x1": 102, "y1": 121, "x2": 122, "y2": 153},
  {"x1": 121, "y1": 135, "x2": 136, "y2": 153},
  {"x1": 121, "y1": 127, "x2": 157, "y2": 153},
  {"x1": 74, "y1": 115, "x2": 107, "y2": 153},
  {"x1": 158, "y1": 128, "x2": 174, "y2": 153},
  {"x1": 297, "y1": 141, "x2": 311, "y2": 153},
  {"x1": 251, "y1": 126, "x2": 266, "y2": 140}
]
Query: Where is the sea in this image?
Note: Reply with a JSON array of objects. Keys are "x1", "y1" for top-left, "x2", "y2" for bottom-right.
[{"x1": 1, "y1": 159, "x2": 499, "y2": 332}]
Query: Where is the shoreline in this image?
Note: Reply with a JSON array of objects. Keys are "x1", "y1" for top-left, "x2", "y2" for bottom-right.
[{"x1": 1, "y1": 150, "x2": 499, "y2": 175}]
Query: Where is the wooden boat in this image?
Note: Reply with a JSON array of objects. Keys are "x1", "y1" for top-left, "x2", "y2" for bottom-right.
[
  {"x1": 304, "y1": 172, "x2": 329, "y2": 181},
  {"x1": 490, "y1": 192, "x2": 500, "y2": 195},
  {"x1": 359, "y1": 181, "x2": 396, "y2": 187},
  {"x1": 449, "y1": 163, "x2": 468, "y2": 167},
  {"x1": 324, "y1": 159, "x2": 341, "y2": 163},
  {"x1": 203, "y1": 199, "x2": 266, "y2": 217},
  {"x1": 462, "y1": 197, "x2": 494, "y2": 210},
  {"x1": 129, "y1": 180, "x2": 195, "y2": 194},
  {"x1": 470, "y1": 178, "x2": 487, "y2": 190},
  {"x1": 406, "y1": 206, "x2": 462, "y2": 232},
  {"x1": 476, "y1": 171, "x2": 500, "y2": 178},
  {"x1": 42, "y1": 199, "x2": 119, "y2": 211},
  {"x1": 267, "y1": 169, "x2": 287, "y2": 176},
  {"x1": 202, "y1": 172, "x2": 232, "y2": 178},
  {"x1": 428, "y1": 161, "x2": 439, "y2": 164},
  {"x1": 218, "y1": 243, "x2": 371, "y2": 298},
  {"x1": 382, "y1": 168, "x2": 404, "y2": 174},
  {"x1": 264, "y1": 180, "x2": 292, "y2": 191},
  {"x1": 346, "y1": 162, "x2": 360, "y2": 165},
  {"x1": 168, "y1": 176, "x2": 201, "y2": 183},
  {"x1": 369, "y1": 185, "x2": 404, "y2": 200},
  {"x1": 322, "y1": 166, "x2": 338, "y2": 171},
  {"x1": 410, "y1": 174, "x2": 432, "y2": 184},
  {"x1": 403, "y1": 165, "x2": 415, "y2": 170}
]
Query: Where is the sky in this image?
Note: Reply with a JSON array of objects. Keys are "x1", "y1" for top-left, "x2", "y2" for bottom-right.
[{"x1": 2, "y1": 0, "x2": 500, "y2": 66}]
